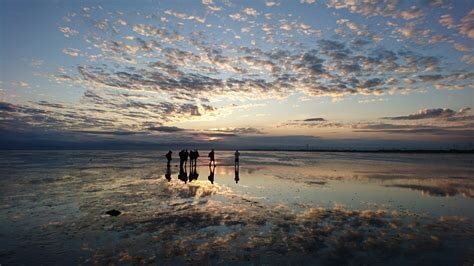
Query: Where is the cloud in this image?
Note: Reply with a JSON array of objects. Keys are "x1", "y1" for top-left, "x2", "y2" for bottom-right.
[
  {"x1": 453, "y1": 43, "x2": 473, "y2": 52},
  {"x1": 164, "y1": 9, "x2": 206, "y2": 23},
  {"x1": 62, "y1": 48, "x2": 80, "y2": 57},
  {"x1": 36, "y1": 101, "x2": 65, "y2": 109},
  {"x1": 11, "y1": 81, "x2": 30, "y2": 88},
  {"x1": 417, "y1": 74, "x2": 443, "y2": 82},
  {"x1": 354, "y1": 123, "x2": 474, "y2": 138},
  {"x1": 278, "y1": 117, "x2": 343, "y2": 129},
  {"x1": 265, "y1": 1, "x2": 279, "y2": 7},
  {"x1": 59, "y1": 26, "x2": 79, "y2": 37},
  {"x1": 439, "y1": 14, "x2": 455, "y2": 29},
  {"x1": 301, "y1": 118, "x2": 326, "y2": 122},
  {"x1": 382, "y1": 107, "x2": 471, "y2": 120},
  {"x1": 8, "y1": 1, "x2": 468, "y2": 147},
  {"x1": 327, "y1": 0, "x2": 399, "y2": 17},
  {"x1": 116, "y1": 19, "x2": 127, "y2": 26},
  {"x1": 461, "y1": 55, "x2": 474, "y2": 64},
  {"x1": 73, "y1": 130, "x2": 144, "y2": 135},
  {"x1": 0, "y1": 102, "x2": 17, "y2": 112},
  {"x1": 459, "y1": 9, "x2": 474, "y2": 39},
  {"x1": 229, "y1": 13, "x2": 245, "y2": 21},
  {"x1": 399, "y1": 7, "x2": 423, "y2": 20},
  {"x1": 382, "y1": 108, "x2": 458, "y2": 120},
  {"x1": 148, "y1": 126, "x2": 186, "y2": 132},
  {"x1": 242, "y1": 8, "x2": 258, "y2": 17},
  {"x1": 208, "y1": 127, "x2": 265, "y2": 135},
  {"x1": 30, "y1": 59, "x2": 44, "y2": 67}
]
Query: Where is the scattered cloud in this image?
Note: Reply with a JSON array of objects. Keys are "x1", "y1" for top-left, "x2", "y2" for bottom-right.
[
  {"x1": 265, "y1": 1, "x2": 279, "y2": 7},
  {"x1": 59, "y1": 26, "x2": 79, "y2": 37},
  {"x1": 148, "y1": 126, "x2": 186, "y2": 132},
  {"x1": 382, "y1": 108, "x2": 466, "y2": 120},
  {"x1": 459, "y1": 9, "x2": 474, "y2": 39},
  {"x1": 62, "y1": 48, "x2": 80, "y2": 57},
  {"x1": 12, "y1": 81, "x2": 30, "y2": 88},
  {"x1": 461, "y1": 55, "x2": 474, "y2": 64}
]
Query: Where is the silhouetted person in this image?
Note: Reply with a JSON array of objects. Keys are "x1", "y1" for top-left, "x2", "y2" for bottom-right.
[
  {"x1": 234, "y1": 167, "x2": 240, "y2": 184},
  {"x1": 165, "y1": 164, "x2": 172, "y2": 182},
  {"x1": 208, "y1": 165, "x2": 215, "y2": 184},
  {"x1": 208, "y1": 149, "x2": 216, "y2": 167},
  {"x1": 178, "y1": 165, "x2": 188, "y2": 183},
  {"x1": 165, "y1": 150, "x2": 172, "y2": 166},
  {"x1": 234, "y1": 150, "x2": 240, "y2": 168}
]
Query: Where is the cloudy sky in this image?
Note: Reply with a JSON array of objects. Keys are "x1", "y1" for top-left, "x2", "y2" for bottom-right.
[{"x1": 0, "y1": 0, "x2": 473, "y2": 149}]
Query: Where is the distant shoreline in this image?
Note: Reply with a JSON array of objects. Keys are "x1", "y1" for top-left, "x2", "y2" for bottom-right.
[
  {"x1": 0, "y1": 148, "x2": 473, "y2": 153},
  {"x1": 245, "y1": 149, "x2": 474, "y2": 154}
]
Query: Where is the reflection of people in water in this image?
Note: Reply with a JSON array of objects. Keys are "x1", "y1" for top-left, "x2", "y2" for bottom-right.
[
  {"x1": 208, "y1": 149, "x2": 216, "y2": 167},
  {"x1": 165, "y1": 164, "x2": 172, "y2": 182},
  {"x1": 234, "y1": 166, "x2": 240, "y2": 184},
  {"x1": 193, "y1": 149, "x2": 199, "y2": 166},
  {"x1": 183, "y1": 149, "x2": 189, "y2": 167},
  {"x1": 178, "y1": 165, "x2": 188, "y2": 183},
  {"x1": 179, "y1": 149, "x2": 185, "y2": 168},
  {"x1": 189, "y1": 163, "x2": 199, "y2": 182},
  {"x1": 165, "y1": 150, "x2": 172, "y2": 166},
  {"x1": 234, "y1": 150, "x2": 240, "y2": 167},
  {"x1": 208, "y1": 165, "x2": 216, "y2": 184},
  {"x1": 189, "y1": 150, "x2": 194, "y2": 168}
]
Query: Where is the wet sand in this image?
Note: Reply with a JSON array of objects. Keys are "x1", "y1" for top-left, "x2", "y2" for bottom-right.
[{"x1": 0, "y1": 150, "x2": 473, "y2": 264}]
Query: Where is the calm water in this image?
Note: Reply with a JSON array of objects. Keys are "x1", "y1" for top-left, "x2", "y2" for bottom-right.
[{"x1": 0, "y1": 150, "x2": 473, "y2": 265}]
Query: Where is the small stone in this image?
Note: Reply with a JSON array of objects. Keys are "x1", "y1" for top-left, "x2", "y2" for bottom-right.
[{"x1": 105, "y1": 209, "x2": 121, "y2": 216}]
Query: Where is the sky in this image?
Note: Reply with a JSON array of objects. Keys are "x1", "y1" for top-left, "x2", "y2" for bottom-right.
[{"x1": 0, "y1": 0, "x2": 473, "y2": 149}]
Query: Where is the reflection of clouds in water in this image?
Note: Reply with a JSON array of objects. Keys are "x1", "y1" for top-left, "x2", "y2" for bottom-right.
[
  {"x1": 163, "y1": 179, "x2": 234, "y2": 203},
  {"x1": 259, "y1": 164, "x2": 473, "y2": 198},
  {"x1": 380, "y1": 176, "x2": 474, "y2": 198},
  {"x1": 387, "y1": 183, "x2": 473, "y2": 198},
  {"x1": 80, "y1": 174, "x2": 472, "y2": 264}
]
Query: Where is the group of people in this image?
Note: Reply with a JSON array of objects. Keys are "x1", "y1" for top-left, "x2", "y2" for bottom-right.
[
  {"x1": 164, "y1": 149, "x2": 241, "y2": 184},
  {"x1": 166, "y1": 149, "x2": 238, "y2": 167},
  {"x1": 177, "y1": 149, "x2": 200, "y2": 168}
]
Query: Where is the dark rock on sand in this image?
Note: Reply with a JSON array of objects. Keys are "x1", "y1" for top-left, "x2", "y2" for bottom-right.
[{"x1": 105, "y1": 209, "x2": 121, "y2": 216}]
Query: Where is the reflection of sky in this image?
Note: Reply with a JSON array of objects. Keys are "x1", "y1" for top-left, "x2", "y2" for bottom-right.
[
  {"x1": 0, "y1": 1, "x2": 473, "y2": 149},
  {"x1": 162, "y1": 151, "x2": 474, "y2": 219}
]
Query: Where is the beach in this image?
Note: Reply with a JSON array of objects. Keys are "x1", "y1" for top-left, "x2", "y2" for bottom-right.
[{"x1": 0, "y1": 150, "x2": 473, "y2": 264}]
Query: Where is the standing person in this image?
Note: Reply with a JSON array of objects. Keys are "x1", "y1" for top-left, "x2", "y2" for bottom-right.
[
  {"x1": 234, "y1": 150, "x2": 240, "y2": 168},
  {"x1": 165, "y1": 150, "x2": 172, "y2": 166},
  {"x1": 208, "y1": 149, "x2": 216, "y2": 167}
]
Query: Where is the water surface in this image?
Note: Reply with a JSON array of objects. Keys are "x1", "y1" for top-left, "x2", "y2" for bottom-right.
[{"x1": 0, "y1": 150, "x2": 473, "y2": 264}]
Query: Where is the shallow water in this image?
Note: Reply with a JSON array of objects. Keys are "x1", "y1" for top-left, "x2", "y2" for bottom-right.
[{"x1": 0, "y1": 150, "x2": 473, "y2": 264}]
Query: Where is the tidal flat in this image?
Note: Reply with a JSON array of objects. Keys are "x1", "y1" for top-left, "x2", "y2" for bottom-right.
[{"x1": 0, "y1": 150, "x2": 473, "y2": 265}]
